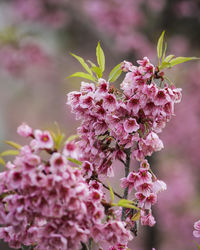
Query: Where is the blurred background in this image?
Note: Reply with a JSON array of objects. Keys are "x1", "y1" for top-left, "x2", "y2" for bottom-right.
[{"x1": 0, "y1": 0, "x2": 200, "y2": 249}]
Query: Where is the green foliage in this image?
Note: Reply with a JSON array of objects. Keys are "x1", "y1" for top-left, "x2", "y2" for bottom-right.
[
  {"x1": 68, "y1": 42, "x2": 108, "y2": 82},
  {"x1": 4, "y1": 140, "x2": 21, "y2": 150},
  {"x1": 157, "y1": 31, "x2": 199, "y2": 70},
  {"x1": 169, "y1": 57, "x2": 199, "y2": 66},
  {"x1": 91, "y1": 66, "x2": 103, "y2": 78},
  {"x1": 49, "y1": 123, "x2": 65, "y2": 150},
  {"x1": 67, "y1": 157, "x2": 82, "y2": 166},
  {"x1": 0, "y1": 157, "x2": 5, "y2": 166},
  {"x1": 70, "y1": 53, "x2": 93, "y2": 75},
  {"x1": 87, "y1": 60, "x2": 96, "y2": 68},
  {"x1": 195, "y1": 243, "x2": 200, "y2": 250},
  {"x1": 164, "y1": 54, "x2": 175, "y2": 62},
  {"x1": 66, "y1": 134, "x2": 79, "y2": 142},
  {"x1": 162, "y1": 42, "x2": 167, "y2": 62},
  {"x1": 67, "y1": 72, "x2": 97, "y2": 82},
  {"x1": 68, "y1": 42, "x2": 125, "y2": 84},
  {"x1": 107, "y1": 181, "x2": 114, "y2": 203},
  {"x1": 131, "y1": 211, "x2": 141, "y2": 221},
  {"x1": 157, "y1": 30, "x2": 165, "y2": 65},
  {"x1": 108, "y1": 63, "x2": 122, "y2": 83},
  {"x1": 0, "y1": 141, "x2": 21, "y2": 166},
  {"x1": 0, "y1": 150, "x2": 19, "y2": 157},
  {"x1": 113, "y1": 199, "x2": 140, "y2": 210},
  {"x1": 159, "y1": 56, "x2": 199, "y2": 70},
  {"x1": 96, "y1": 41, "x2": 105, "y2": 73},
  {"x1": 0, "y1": 26, "x2": 20, "y2": 45}
]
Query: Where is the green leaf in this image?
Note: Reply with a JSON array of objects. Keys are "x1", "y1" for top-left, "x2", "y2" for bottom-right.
[
  {"x1": 0, "y1": 157, "x2": 5, "y2": 166},
  {"x1": 118, "y1": 203, "x2": 140, "y2": 210},
  {"x1": 70, "y1": 53, "x2": 93, "y2": 75},
  {"x1": 108, "y1": 63, "x2": 122, "y2": 83},
  {"x1": 159, "y1": 61, "x2": 171, "y2": 70},
  {"x1": 67, "y1": 157, "x2": 82, "y2": 166},
  {"x1": 4, "y1": 141, "x2": 21, "y2": 150},
  {"x1": 87, "y1": 60, "x2": 97, "y2": 68},
  {"x1": 131, "y1": 211, "x2": 141, "y2": 221},
  {"x1": 169, "y1": 57, "x2": 199, "y2": 67},
  {"x1": 107, "y1": 181, "x2": 114, "y2": 202},
  {"x1": 0, "y1": 150, "x2": 19, "y2": 157},
  {"x1": 157, "y1": 31, "x2": 165, "y2": 64},
  {"x1": 66, "y1": 134, "x2": 79, "y2": 142},
  {"x1": 195, "y1": 242, "x2": 200, "y2": 250},
  {"x1": 49, "y1": 123, "x2": 65, "y2": 150},
  {"x1": 162, "y1": 42, "x2": 167, "y2": 62},
  {"x1": 67, "y1": 72, "x2": 96, "y2": 82},
  {"x1": 96, "y1": 42, "x2": 105, "y2": 72},
  {"x1": 118, "y1": 199, "x2": 133, "y2": 204},
  {"x1": 50, "y1": 131, "x2": 65, "y2": 150},
  {"x1": 91, "y1": 66, "x2": 103, "y2": 78},
  {"x1": 56, "y1": 134, "x2": 65, "y2": 150},
  {"x1": 164, "y1": 54, "x2": 175, "y2": 62},
  {"x1": 117, "y1": 199, "x2": 140, "y2": 210}
]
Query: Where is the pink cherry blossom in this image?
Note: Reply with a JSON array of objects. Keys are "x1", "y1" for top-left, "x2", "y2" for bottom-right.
[
  {"x1": 140, "y1": 210, "x2": 156, "y2": 227},
  {"x1": 34, "y1": 129, "x2": 54, "y2": 150},
  {"x1": 193, "y1": 220, "x2": 200, "y2": 238},
  {"x1": 103, "y1": 94, "x2": 117, "y2": 111},
  {"x1": 123, "y1": 118, "x2": 140, "y2": 133},
  {"x1": 17, "y1": 123, "x2": 33, "y2": 137}
]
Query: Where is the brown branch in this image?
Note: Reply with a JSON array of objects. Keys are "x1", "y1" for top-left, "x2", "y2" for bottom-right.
[{"x1": 94, "y1": 178, "x2": 123, "y2": 199}]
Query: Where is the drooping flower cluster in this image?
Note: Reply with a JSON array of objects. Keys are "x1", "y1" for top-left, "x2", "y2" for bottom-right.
[
  {"x1": 0, "y1": 124, "x2": 132, "y2": 249},
  {"x1": 121, "y1": 159, "x2": 166, "y2": 226},
  {"x1": 67, "y1": 57, "x2": 182, "y2": 177},
  {"x1": 67, "y1": 56, "x2": 182, "y2": 231}
]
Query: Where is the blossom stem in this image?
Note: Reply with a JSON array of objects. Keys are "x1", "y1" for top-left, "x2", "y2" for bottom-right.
[
  {"x1": 121, "y1": 148, "x2": 131, "y2": 221},
  {"x1": 88, "y1": 238, "x2": 92, "y2": 250},
  {"x1": 94, "y1": 177, "x2": 123, "y2": 199},
  {"x1": 81, "y1": 242, "x2": 89, "y2": 250}
]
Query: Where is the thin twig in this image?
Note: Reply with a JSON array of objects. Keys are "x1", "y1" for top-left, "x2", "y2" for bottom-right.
[
  {"x1": 81, "y1": 242, "x2": 89, "y2": 250},
  {"x1": 121, "y1": 148, "x2": 131, "y2": 221},
  {"x1": 119, "y1": 158, "x2": 126, "y2": 166},
  {"x1": 88, "y1": 238, "x2": 92, "y2": 250},
  {"x1": 94, "y1": 178, "x2": 123, "y2": 199}
]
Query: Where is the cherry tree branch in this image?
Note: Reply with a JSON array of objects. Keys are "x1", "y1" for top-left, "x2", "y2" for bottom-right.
[
  {"x1": 94, "y1": 177, "x2": 123, "y2": 199},
  {"x1": 81, "y1": 242, "x2": 89, "y2": 250},
  {"x1": 121, "y1": 148, "x2": 131, "y2": 221}
]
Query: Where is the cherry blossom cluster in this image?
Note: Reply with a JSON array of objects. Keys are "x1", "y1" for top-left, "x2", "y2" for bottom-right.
[
  {"x1": 121, "y1": 159, "x2": 166, "y2": 227},
  {"x1": 67, "y1": 56, "x2": 182, "y2": 232},
  {"x1": 67, "y1": 57, "x2": 182, "y2": 177},
  {"x1": 0, "y1": 124, "x2": 132, "y2": 249}
]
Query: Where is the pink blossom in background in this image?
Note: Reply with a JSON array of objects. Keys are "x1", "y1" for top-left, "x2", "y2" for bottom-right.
[
  {"x1": 174, "y1": 1, "x2": 199, "y2": 17},
  {"x1": 0, "y1": 43, "x2": 51, "y2": 76},
  {"x1": 162, "y1": 63, "x2": 200, "y2": 167},
  {"x1": 156, "y1": 160, "x2": 198, "y2": 249},
  {"x1": 146, "y1": 0, "x2": 166, "y2": 12},
  {"x1": 17, "y1": 122, "x2": 33, "y2": 137},
  {"x1": 168, "y1": 35, "x2": 190, "y2": 56},
  {"x1": 13, "y1": 0, "x2": 69, "y2": 28},
  {"x1": 193, "y1": 220, "x2": 200, "y2": 238}
]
